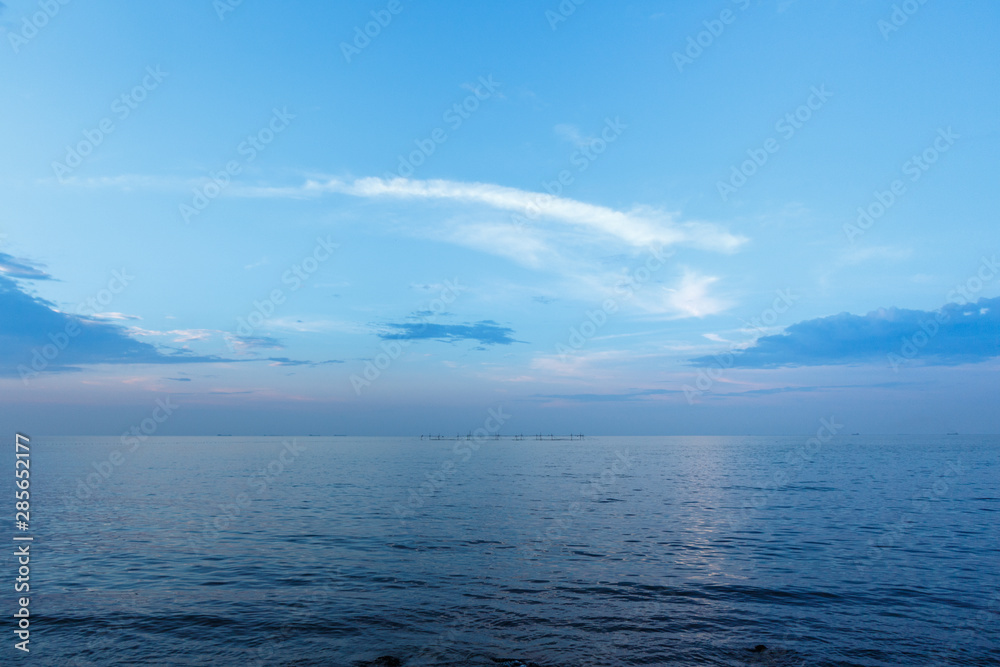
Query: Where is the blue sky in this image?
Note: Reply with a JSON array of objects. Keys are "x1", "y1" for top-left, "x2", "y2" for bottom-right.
[{"x1": 1, "y1": 0, "x2": 997, "y2": 435}]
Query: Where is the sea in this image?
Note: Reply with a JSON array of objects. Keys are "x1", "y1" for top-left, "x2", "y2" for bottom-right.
[{"x1": 5, "y1": 435, "x2": 998, "y2": 666}]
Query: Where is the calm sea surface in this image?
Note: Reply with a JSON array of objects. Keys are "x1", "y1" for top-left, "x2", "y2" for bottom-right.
[{"x1": 6, "y1": 435, "x2": 999, "y2": 666}]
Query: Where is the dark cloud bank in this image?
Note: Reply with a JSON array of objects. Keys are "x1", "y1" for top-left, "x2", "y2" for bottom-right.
[{"x1": 693, "y1": 297, "x2": 1000, "y2": 369}]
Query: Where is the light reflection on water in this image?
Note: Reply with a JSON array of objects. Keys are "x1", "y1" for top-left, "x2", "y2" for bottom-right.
[{"x1": 10, "y1": 435, "x2": 999, "y2": 666}]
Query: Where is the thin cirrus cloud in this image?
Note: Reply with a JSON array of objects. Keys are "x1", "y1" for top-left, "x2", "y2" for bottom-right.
[
  {"x1": 276, "y1": 177, "x2": 746, "y2": 318},
  {"x1": 713, "y1": 382, "x2": 912, "y2": 397},
  {"x1": 534, "y1": 388, "x2": 677, "y2": 403},
  {"x1": 692, "y1": 297, "x2": 1000, "y2": 368},
  {"x1": 246, "y1": 176, "x2": 743, "y2": 319},
  {"x1": 227, "y1": 334, "x2": 286, "y2": 351},
  {"x1": 65, "y1": 175, "x2": 742, "y2": 319},
  {"x1": 238, "y1": 176, "x2": 748, "y2": 254},
  {"x1": 267, "y1": 357, "x2": 345, "y2": 367}
]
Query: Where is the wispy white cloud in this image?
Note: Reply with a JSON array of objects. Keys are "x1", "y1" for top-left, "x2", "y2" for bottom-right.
[
  {"x1": 234, "y1": 176, "x2": 747, "y2": 254},
  {"x1": 662, "y1": 270, "x2": 731, "y2": 318},
  {"x1": 127, "y1": 328, "x2": 221, "y2": 343},
  {"x1": 88, "y1": 312, "x2": 142, "y2": 321},
  {"x1": 49, "y1": 174, "x2": 197, "y2": 191},
  {"x1": 442, "y1": 222, "x2": 555, "y2": 269},
  {"x1": 58, "y1": 173, "x2": 746, "y2": 255},
  {"x1": 554, "y1": 123, "x2": 590, "y2": 148},
  {"x1": 59, "y1": 173, "x2": 742, "y2": 319},
  {"x1": 528, "y1": 348, "x2": 677, "y2": 381},
  {"x1": 840, "y1": 245, "x2": 913, "y2": 265},
  {"x1": 244, "y1": 176, "x2": 743, "y2": 318},
  {"x1": 267, "y1": 317, "x2": 371, "y2": 334}
]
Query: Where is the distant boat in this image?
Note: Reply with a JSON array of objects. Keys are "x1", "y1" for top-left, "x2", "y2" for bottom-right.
[
  {"x1": 947, "y1": 431, "x2": 959, "y2": 435},
  {"x1": 851, "y1": 432, "x2": 860, "y2": 436}
]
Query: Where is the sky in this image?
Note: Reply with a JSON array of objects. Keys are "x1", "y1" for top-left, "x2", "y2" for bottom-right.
[{"x1": 1, "y1": 0, "x2": 998, "y2": 435}]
